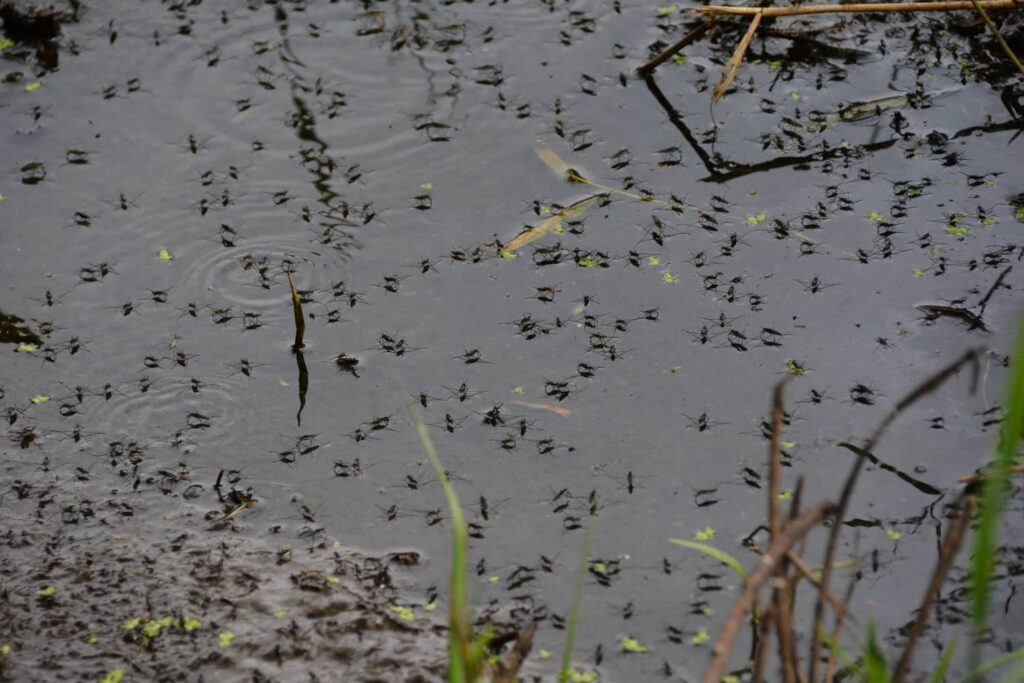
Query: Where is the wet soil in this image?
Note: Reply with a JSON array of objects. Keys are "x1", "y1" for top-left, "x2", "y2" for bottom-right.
[{"x1": 1, "y1": 0, "x2": 1023, "y2": 681}]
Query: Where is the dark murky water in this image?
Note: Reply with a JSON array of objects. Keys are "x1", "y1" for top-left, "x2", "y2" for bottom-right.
[{"x1": 2, "y1": 1, "x2": 1023, "y2": 680}]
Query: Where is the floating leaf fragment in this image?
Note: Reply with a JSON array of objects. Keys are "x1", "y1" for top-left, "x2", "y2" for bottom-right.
[
  {"x1": 620, "y1": 636, "x2": 649, "y2": 653},
  {"x1": 648, "y1": 256, "x2": 662, "y2": 266},
  {"x1": 389, "y1": 605, "x2": 416, "y2": 621},
  {"x1": 182, "y1": 616, "x2": 202, "y2": 631},
  {"x1": 886, "y1": 528, "x2": 902, "y2": 540},
  {"x1": 691, "y1": 628, "x2": 710, "y2": 645},
  {"x1": 567, "y1": 670, "x2": 598, "y2": 683},
  {"x1": 218, "y1": 630, "x2": 235, "y2": 647},
  {"x1": 31, "y1": 395, "x2": 50, "y2": 404},
  {"x1": 866, "y1": 211, "x2": 886, "y2": 222},
  {"x1": 100, "y1": 668, "x2": 125, "y2": 683},
  {"x1": 945, "y1": 225, "x2": 968, "y2": 237},
  {"x1": 17, "y1": 343, "x2": 37, "y2": 352},
  {"x1": 656, "y1": 4, "x2": 677, "y2": 14},
  {"x1": 420, "y1": 182, "x2": 433, "y2": 190},
  {"x1": 24, "y1": 82, "x2": 42, "y2": 92},
  {"x1": 1, "y1": 644, "x2": 10, "y2": 655},
  {"x1": 695, "y1": 526, "x2": 715, "y2": 541},
  {"x1": 538, "y1": 648, "x2": 551, "y2": 659},
  {"x1": 662, "y1": 272, "x2": 678, "y2": 284},
  {"x1": 0, "y1": 38, "x2": 14, "y2": 51},
  {"x1": 36, "y1": 585, "x2": 55, "y2": 597},
  {"x1": 158, "y1": 248, "x2": 173, "y2": 261},
  {"x1": 504, "y1": 194, "x2": 604, "y2": 253},
  {"x1": 122, "y1": 618, "x2": 142, "y2": 631},
  {"x1": 745, "y1": 212, "x2": 767, "y2": 226}
]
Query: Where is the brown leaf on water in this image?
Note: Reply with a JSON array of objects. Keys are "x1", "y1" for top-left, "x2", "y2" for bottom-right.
[{"x1": 503, "y1": 194, "x2": 604, "y2": 253}]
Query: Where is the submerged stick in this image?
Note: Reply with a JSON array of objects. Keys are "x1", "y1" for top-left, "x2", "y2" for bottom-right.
[
  {"x1": 696, "y1": 0, "x2": 1021, "y2": 17},
  {"x1": 713, "y1": 12, "x2": 762, "y2": 102},
  {"x1": 636, "y1": 19, "x2": 714, "y2": 76},
  {"x1": 286, "y1": 270, "x2": 306, "y2": 350}
]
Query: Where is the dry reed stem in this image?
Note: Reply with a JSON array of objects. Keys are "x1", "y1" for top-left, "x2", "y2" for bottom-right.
[
  {"x1": 712, "y1": 12, "x2": 762, "y2": 101},
  {"x1": 891, "y1": 496, "x2": 976, "y2": 682},
  {"x1": 695, "y1": 0, "x2": 1021, "y2": 16},
  {"x1": 703, "y1": 501, "x2": 836, "y2": 683},
  {"x1": 808, "y1": 347, "x2": 982, "y2": 682}
]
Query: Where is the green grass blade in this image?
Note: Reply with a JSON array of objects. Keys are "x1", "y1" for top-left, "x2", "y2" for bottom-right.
[
  {"x1": 971, "y1": 319, "x2": 1024, "y2": 669},
  {"x1": 928, "y1": 635, "x2": 957, "y2": 683},
  {"x1": 559, "y1": 517, "x2": 596, "y2": 683},
  {"x1": 970, "y1": 649, "x2": 1024, "y2": 679},
  {"x1": 668, "y1": 539, "x2": 748, "y2": 579},
  {"x1": 411, "y1": 407, "x2": 470, "y2": 683},
  {"x1": 863, "y1": 622, "x2": 892, "y2": 683}
]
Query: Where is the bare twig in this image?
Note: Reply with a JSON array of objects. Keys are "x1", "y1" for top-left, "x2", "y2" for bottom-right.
[
  {"x1": 892, "y1": 495, "x2": 976, "y2": 682},
  {"x1": 713, "y1": 12, "x2": 762, "y2": 101},
  {"x1": 637, "y1": 19, "x2": 714, "y2": 76},
  {"x1": 808, "y1": 347, "x2": 983, "y2": 683},
  {"x1": 703, "y1": 501, "x2": 836, "y2": 683},
  {"x1": 785, "y1": 551, "x2": 850, "y2": 624},
  {"x1": 753, "y1": 604, "x2": 776, "y2": 683},
  {"x1": 769, "y1": 380, "x2": 799, "y2": 683}
]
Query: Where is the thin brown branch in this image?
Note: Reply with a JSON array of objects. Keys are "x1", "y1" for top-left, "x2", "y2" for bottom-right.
[
  {"x1": 891, "y1": 496, "x2": 976, "y2": 682},
  {"x1": 808, "y1": 347, "x2": 982, "y2": 683},
  {"x1": 775, "y1": 574, "x2": 800, "y2": 683},
  {"x1": 637, "y1": 19, "x2": 713, "y2": 76},
  {"x1": 785, "y1": 551, "x2": 850, "y2": 623},
  {"x1": 695, "y1": 0, "x2": 1022, "y2": 17},
  {"x1": 712, "y1": 12, "x2": 762, "y2": 102},
  {"x1": 825, "y1": 535, "x2": 862, "y2": 683},
  {"x1": 753, "y1": 604, "x2": 776, "y2": 683},
  {"x1": 703, "y1": 501, "x2": 836, "y2": 683},
  {"x1": 769, "y1": 380, "x2": 798, "y2": 683}
]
